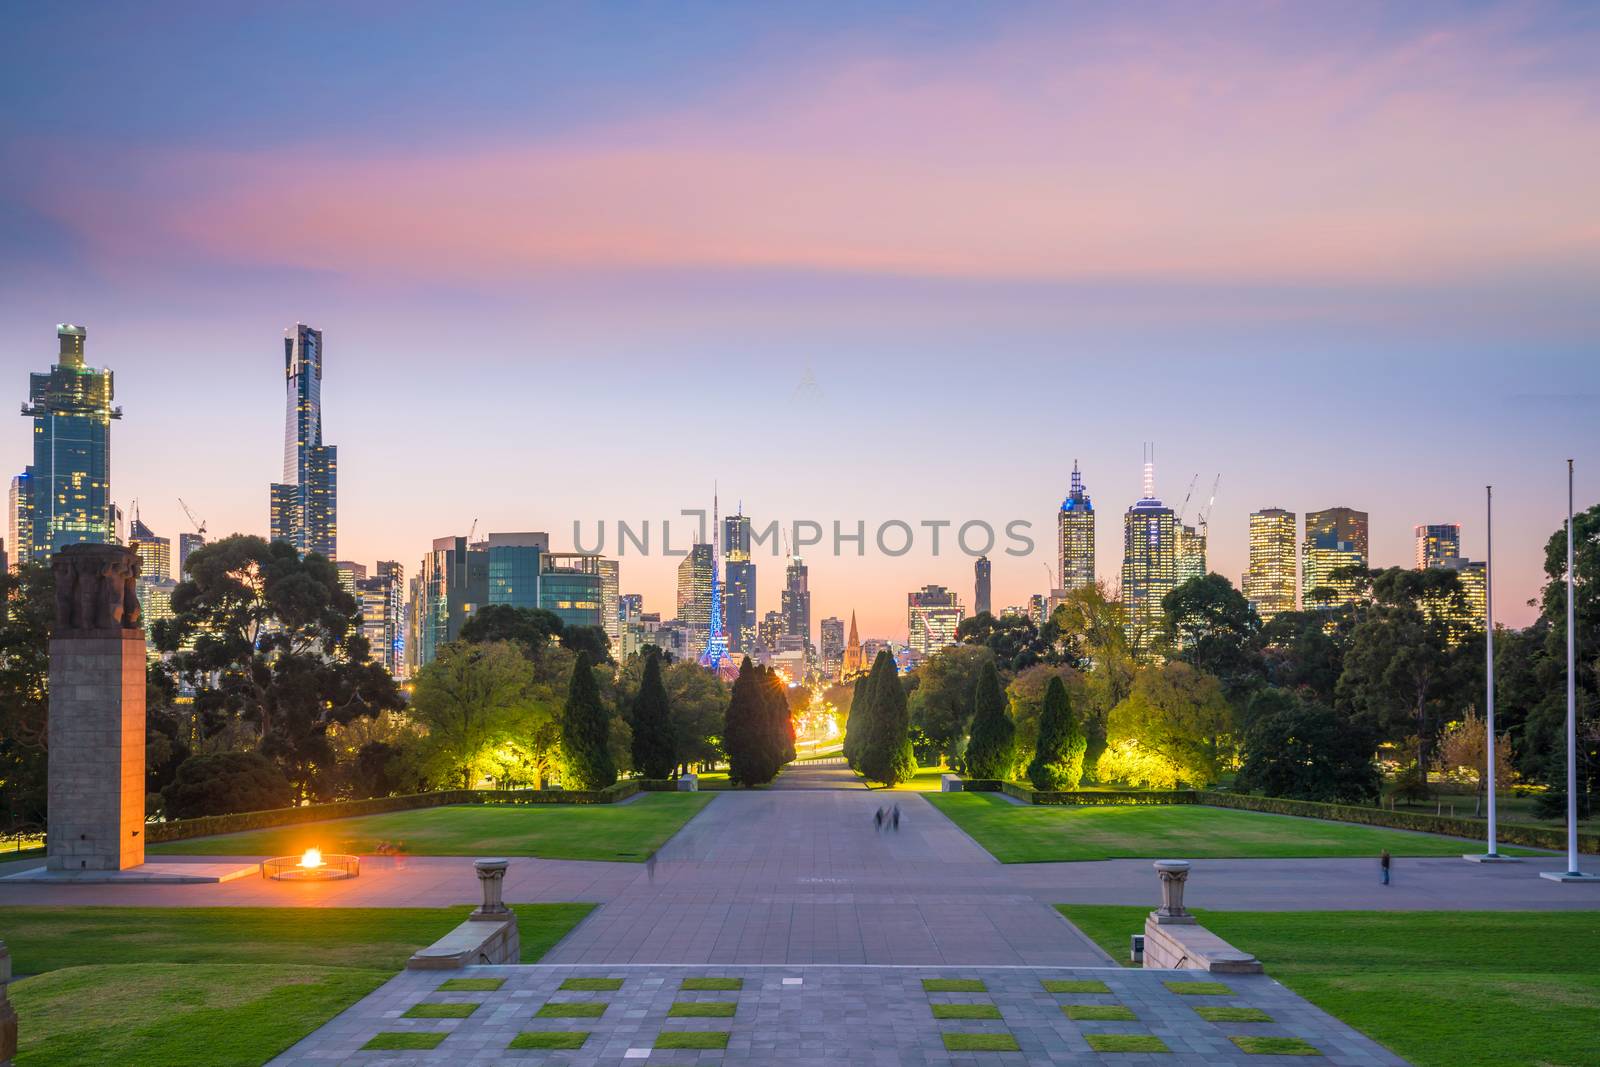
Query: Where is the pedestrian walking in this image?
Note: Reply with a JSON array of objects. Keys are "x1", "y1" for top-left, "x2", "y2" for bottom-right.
[
  {"x1": 874, "y1": 808, "x2": 884, "y2": 832},
  {"x1": 892, "y1": 804, "x2": 901, "y2": 832},
  {"x1": 1380, "y1": 849, "x2": 1391, "y2": 885},
  {"x1": 646, "y1": 851, "x2": 657, "y2": 883}
]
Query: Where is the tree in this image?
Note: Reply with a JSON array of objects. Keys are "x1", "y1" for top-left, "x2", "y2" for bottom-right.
[
  {"x1": 1049, "y1": 584, "x2": 1138, "y2": 736},
  {"x1": 1336, "y1": 593, "x2": 1467, "y2": 768},
  {"x1": 561, "y1": 625, "x2": 614, "y2": 665},
  {"x1": 409, "y1": 640, "x2": 540, "y2": 788},
  {"x1": 460, "y1": 604, "x2": 563, "y2": 651},
  {"x1": 964, "y1": 659, "x2": 1016, "y2": 779},
  {"x1": 763, "y1": 666, "x2": 797, "y2": 767},
  {"x1": 161, "y1": 751, "x2": 292, "y2": 819},
  {"x1": 908, "y1": 645, "x2": 993, "y2": 762},
  {"x1": 857, "y1": 649, "x2": 916, "y2": 785},
  {"x1": 724, "y1": 658, "x2": 780, "y2": 786},
  {"x1": 843, "y1": 673, "x2": 870, "y2": 769},
  {"x1": 1006, "y1": 664, "x2": 1087, "y2": 776},
  {"x1": 957, "y1": 612, "x2": 1053, "y2": 671},
  {"x1": 560, "y1": 651, "x2": 616, "y2": 789},
  {"x1": 1437, "y1": 712, "x2": 1515, "y2": 811},
  {"x1": 1160, "y1": 574, "x2": 1263, "y2": 700},
  {"x1": 0, "y1": 562, "x2": 53, "y2": 834},
  {"x1": 1235, "y1": 689, "x2": 1380, "y2": 803},
  {"x1": 154, "y1": 535, "x2": 402, "y2": 798},
  {"x1": 1099, "y1": 662, "x2": 1233, "y2": 787},
  {"x1": 1253, "y1": 610, "x2": 1346, "y2": 705},
  {"x1": 630, "y1": 650, "x2": 677, "y2": 778},
  {"x1": 1027, "y1": 675, "x2": 1087, "y2": 790}
]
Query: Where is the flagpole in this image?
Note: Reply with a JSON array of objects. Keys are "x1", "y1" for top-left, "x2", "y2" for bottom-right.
[
  {"x1": 1485, "y1": 485, "x2": 1498, "y2": 857},
  {"x1": 1542, "y1": 459, "x2": 1595, "y2": 881}
]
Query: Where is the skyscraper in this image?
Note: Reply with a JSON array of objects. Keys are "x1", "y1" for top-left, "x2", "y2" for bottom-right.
[
  {"x1": 1058, "y1": 461, "x2": 1096, "y2": 592},
  {"x1": 782, "y1": 556, "x2": 811, "y2": 648},
  {"x1": 375, "y1": 560, "x2": 407, "y2": 677},
  {"x1": 819, "y1": 616, "x2": 845, "y2": 679},
  {"x1": 269, "y1": 324, "x2": 337, "y2": 560},
  {"x1": 1243, "y1": 508, "x2": 1297, "y2": 621},
  {"x1": 598, "y1": 558, "x2": 621, "y2": 648},
  {"x1": 722, "y1": 508, "x2": 756, "y2": 651},
  {"x1": 177, "y1": 531, "x2": 205, "y2": 579},
  {"x1": 1415, "y1": 524, "x2": 1462, "y2": 570},
  {"x1": 16, "y1": 324, "x2": 120, "y2": 564},
  {"x1": 841, "y1": 611, "x2": 863, "y2": 678},
  {"x1": 486, "y1": 531, "x2": 549, "y2": 609},
  {"x1": 415, "y1": 535, "x2": 489, "y2": 667},
  {"x1": 127, "y1": 508, "x2": 171, "y2": 583},
  {"x1": 1120, "y1": 451, "x2": 1177, "y2": 647},
  {"x1": 676, "y1": 543, "x2": 714, "y2": 647},
  {"x1": 974, "y1": 555, "x2": 992, "y2": 616},
  {"x1": 1302, "y1": 507, "x2": 1369, "y2": 610},
  {"x1": 1174, "y1": 523, "x2": 1206, "y2": 586},
  {"x1": 538, "y1": 553, "x2": 606, "y2": 630},
  {"x1": 907, "y1": 584, "x2": 964, "y2": 656}
]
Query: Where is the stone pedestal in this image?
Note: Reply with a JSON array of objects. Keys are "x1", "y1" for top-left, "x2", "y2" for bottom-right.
[
  {"x1": 46, "y1": 544, "x2": 147, "y2": 874},
  {"x1": 1151, "y1": 859, "x2": 1196, "y2": 925},
  {"x1": 471, "y1": 858, "x2": 510, "y2": 920}
]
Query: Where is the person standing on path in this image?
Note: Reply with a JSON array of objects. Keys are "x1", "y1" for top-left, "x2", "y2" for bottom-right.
[
  {"x1": 1380, "y1": 849, "x2": 1391, "y2": 885},
  {"x1": 892, "y1": 804, "x2": 901, "y2": 831},
  {"x1": 874, "y1": 808, "x2": 884, "y2": 832}
]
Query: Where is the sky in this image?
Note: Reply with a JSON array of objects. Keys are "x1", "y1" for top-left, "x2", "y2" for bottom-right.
[{"x1": 2, "y1": 1, "x2": 1597, "y2": 638}]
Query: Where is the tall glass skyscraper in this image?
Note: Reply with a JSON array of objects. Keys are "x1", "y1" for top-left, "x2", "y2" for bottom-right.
[
  {"x1": 1058, "y1": 461, "x2": 1095, "y2": 592},
  {"x1": 1414, "y1": 523, "x2": 1461, "y2": 570},
  {"x1": 269, "y1": 324, "x2": 337, "y2": 560},
  {"x1": 676, "y1": 543, "x2": 714, "y2": 647},
  {"x1": 907, "y1": 584, "x2": 964, "y2": 656},
  {"x1": 1243, "y1": 508, "x2": 1297, "y2": 621},
  {"x1": 15, "y1": 324, "x2": 120, "y2": 564},
  {"x1": 974, "y1": 555, "x2": 992, "y2": 616},
  {"x1": 722, "y1": 509, "x2": 756, "y2": 651},
  {"x1": 783, "y1": 556, "x2": 811, "y2": 647},
  {"x1": 1120, "y1": 454, "x2": 1176, "y2": 649},
  {"x1": 1302, "y1": 506, "x2": 1369, "y2": 609}
]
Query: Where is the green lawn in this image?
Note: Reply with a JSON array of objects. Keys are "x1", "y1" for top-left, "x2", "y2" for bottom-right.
[
  {"x1": 150, "y1": 793, "x2": 713, "y2": 861},
  {"x1": 1058, "y1": 906, "x2": 1600, "y2": 1067},
  {"x1": 925, "y1": 793, "x2": 1541, "y2": 862},
  {"x1": 1, "y1": 903, "x2": 593, "y2": 1067}
]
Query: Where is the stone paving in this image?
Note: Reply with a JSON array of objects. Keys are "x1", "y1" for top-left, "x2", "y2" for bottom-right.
[{"x1": 267, "y1": 963, "x2": 1407, "y2": 1066}]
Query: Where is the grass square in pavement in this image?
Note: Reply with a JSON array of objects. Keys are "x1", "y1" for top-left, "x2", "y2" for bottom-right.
[
  {"x1": 403, "y1": 1002, "x2": 478, "y2": 1019},
  {"x1": 1042, "y1": 978, "x2": 1111, "y2": 994},
  {"x1": 942, "y1": 1033, "x2": 1021, "y2": 1052},
  {"x1": 1065, "y1": 1004, "x2": 1136, "y2": 1021},
  {"x1": 1195, "y1": 1006, "x2": 1273, "y2": 1023},
  {"x1": 681, "y1": 976, "x2": 743, "y2": 990},
  {"x1": 668, "y1": 1001, "x2": 736, "y2": 1017},
  {"x1": 361, "y1": 1032, "x2": 447, "y2": 1051},
  {"x1": 1232, "y1": 1035, "x2": 1322, "y2": 1055},
  {"x1": 559, "y1": 976, "x2": 623, "y2": 991},
  {"x1": 437, "y1": 977, "x2": 504, "y2": 992},
  {"x1": 654, "y1": 1031, "x2": 730, "y2": 1049},
  {"x1": 923, "y1": 978, "x2": 986, "y2": 992},
  {"x1": 1057, "y1": 905, "x2": 1600, "y2": 1067},
  {"x1": 536, "y1": 1001, "x2": 607, "y2": 1018},
  {"x1": 1086, "y1": 1033, "x2": 1170, "y2": 1053},
  {"x1": 932, "y1": 1003, "x2": 1001, "y2": 1019},
  {"x1": 509, "y1": 1031, "x2": 591, "y2": 1050},
  {"x1": 1163, "y1": 980, "x2": 1233, "y2": 996}
]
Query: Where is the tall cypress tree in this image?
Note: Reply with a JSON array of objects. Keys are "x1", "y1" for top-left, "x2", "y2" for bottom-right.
[
  {"x1": 724, "y1": 657, "x2": 779, "y2": 786},
  {"x1": 1027, "y1": 674, "x2": 1086, "y2": 790},
  {"x1": 764, "y1": 667, "x2": 797, "y2": 767},
  {"x1": 561, "y1": 651, "x2": 616, "y2": 789},
  {"x1": 630, "y1": 649, "x2": 677, "y2": 779},
  {"x1": 964, "y1": 659, "x2": 1016, "y2": 780},
  {"x1": 858, "y1": 649, "x2": 916, "y2": 786},
  {"x1": 843, "y1": 674, "x2": 870, "y2": 769}
]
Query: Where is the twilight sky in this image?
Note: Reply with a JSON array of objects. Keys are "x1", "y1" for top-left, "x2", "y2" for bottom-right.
[{"x1": 3, "y1": 1, "x2": 1597, "y2": 638}]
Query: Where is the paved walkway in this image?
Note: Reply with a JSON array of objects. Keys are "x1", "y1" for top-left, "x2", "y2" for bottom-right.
[{"x1": 268, "y1": 963, "x2": 1406, "y2": 1067}]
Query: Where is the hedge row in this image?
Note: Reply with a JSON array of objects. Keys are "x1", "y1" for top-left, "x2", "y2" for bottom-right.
[{"x1": 143, "y1": 780, "x2": 639, "y2": 844}]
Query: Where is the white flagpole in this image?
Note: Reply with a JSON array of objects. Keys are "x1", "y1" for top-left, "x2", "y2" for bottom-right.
[
  {"x1": 1485, "y1": 485, "x2": 1498, "y2": 857},
  {"x1": 1543, "y1": 459, "x2": 1594, "y2": 880}
]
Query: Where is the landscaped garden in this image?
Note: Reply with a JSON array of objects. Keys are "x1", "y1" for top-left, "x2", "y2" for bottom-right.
[
  {"x1": 0, "y1": 903, "x2": 594, "y2": 1067},
  {"x1": 1056, "y1": 906, "x2": 1600, "y2": 1067},
  {"x1": 925, "y1": 792, "x2": 1542, "y2": 862},
  {"x1": 149, "y1": 793, "x2": 712, "y2": 861}
]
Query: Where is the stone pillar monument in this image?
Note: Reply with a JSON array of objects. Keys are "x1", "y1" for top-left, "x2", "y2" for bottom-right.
[{"x1": 46, "y1": 543, "x2": 146, "y2": 872}]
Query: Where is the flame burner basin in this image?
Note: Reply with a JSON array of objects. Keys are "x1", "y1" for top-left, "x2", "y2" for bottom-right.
[{"x1": 260, "y1": 854, "x2": 360, "y2": 881}]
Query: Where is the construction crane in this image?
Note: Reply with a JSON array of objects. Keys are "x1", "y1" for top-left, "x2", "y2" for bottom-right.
[
  {"x1": 1197, "y1": 475, "x2": 1221, "y2": 539},
  {"x1": 178, "y1": 498, "x2": 206, "y2": 537},
  {"x1": 467, "y1": 517, "x2": 479, "y2": 543},
  {"x1": 1175, "y1": 474, "x2": 1200, "y2": 524}
]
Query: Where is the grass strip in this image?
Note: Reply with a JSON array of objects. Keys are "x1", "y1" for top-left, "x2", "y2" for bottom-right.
[
  {"x1": 558, "y1": 977, "x2": 622, "y2": 991},
  {"x1": 1163, "y1": 980, "x2": 1232, "y2": 996},
  {"x1": 923, "y1": 978, "x2": 986, "y2": 992},
  {"x1": 361, "y1": 1032, "x2": 447, "y2": 1051},
  {"x1": 535, "y1": 1002, "x2": 607, "y2": 1018},
  {"x1": 681, "y1": 977, "x2": 743, "y2": 990},
  {"x1": 509, "y1": 1031, "x2": 590, "y2": 1050},
  {"x1": 1232, "y1": 1035, "x2": 1322, "y2": 1055},
  {"x1": 403, "y1": 1002, "x2": 477, "y2": 1019},
  {"x1": 1086, "y1": 1033, "x2": 1169, "y2": 1053},
  {"x1": 942, "y1": 1033, "x2": 1020, "y2": 1052},
  {"x1": 931, "y1": 1003, "x2": 1001, "y2": 1019},
  {"x1": 1195, "y1": 1006, "x2": 1273, "y2": 1023}
]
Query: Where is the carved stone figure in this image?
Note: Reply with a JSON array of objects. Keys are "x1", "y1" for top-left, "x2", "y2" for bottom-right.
[{"x1": 51, "y1": 544, "x2": 143, "y2": 635}]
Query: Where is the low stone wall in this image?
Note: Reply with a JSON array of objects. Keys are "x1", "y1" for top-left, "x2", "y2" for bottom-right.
[
  {"x1": 406, "y1": 916, "x2": 520, "y2": 970},
  {"x1": 1143, "y1": 917, "x2": 1263, "y2": 975}
]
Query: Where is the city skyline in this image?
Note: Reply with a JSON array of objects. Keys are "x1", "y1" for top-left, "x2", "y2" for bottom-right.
[{"x1": 3, "y1": 3, "x2": 1597, "y2": 638}]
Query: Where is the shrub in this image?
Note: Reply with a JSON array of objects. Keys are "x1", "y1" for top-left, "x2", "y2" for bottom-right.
[
  {"x1": 1027, "y1": 675, "x2": 1086, "y2": 790},
  {"x1": 160, "y1": 751, "x2": 293, "y2": 819}
]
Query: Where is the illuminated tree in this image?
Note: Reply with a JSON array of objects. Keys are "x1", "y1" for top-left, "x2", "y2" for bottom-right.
[
  {"x1": 858, "y1": 650, "x2": 916, "y2": 785},
  {"x1": 560, "y1": 650, "x2": 616, "y2": 789},
  {"x1": 1027, "y1": 675, "x2": 1086, "y2": 790},
  {"x1": 963, "y1": 660, "x2": 1015, "y2": 780}
]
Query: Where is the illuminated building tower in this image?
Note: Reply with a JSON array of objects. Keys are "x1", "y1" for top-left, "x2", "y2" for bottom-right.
[
  {"x1": 177, "y1": 531, "x2": 204, "y2": 578},
  {"x1": 269, "y1": 324, "x2": 337, "y2": 559},
  {"x1": 1415, "y1": 524, "x2": 1461, "y2": 570},
  {"x1": 486, "y1": 531, "x2": 548, "y2": 609},
  {"x1": 1243, "y1": 508, "x2": 1297, "y2": 621},
  {"x1": 1120, "y1": 450, "x2": 1177, "y2": 649},
  {"x1": 1174, "y1": 523, "x2": 1206, "y2": 586},
  {"x1": 820, "y1": 616, "x2": 845, "y2": 679},
  {"x1": 1302, "y1": 507, "x2": 1369, "y2": 610},
  {"x1": 841, "y1": 611, "x2": 863, "y2": 677},
  {"x1": 783, "y1": 556, "x2": 811, "y2": 648},
  {"x1": 1058, "y1": 461, "x2": 1096, "y2": 592},
  {"x1": 908, "y1": 584, "x2": 964, "y2": 656},
  {"x1": 722, "y1": 507, "x2": 756, "y2": 651},
  {"x1": 759, "y1": 610, "x2": 785, "y2": 649},
  {"x1": 974, "y1": 555, "x2": 992, "y2": 616},
  {"x1": 17, "y1": 324, "x2": 120, "y2": 563},
  {"x1": 538, "y1": 553, "x2": 604, "y2": 630},
  {"x1": 335, "y1": 560, "x2": 366, "y2": 594},
  {"x1": 677, "y1": 543, "x2": 714, "y2": 648},
  {"x1": 127, "y1": 507, "x2": 171, "y2": 583},
  {"x1": 376, "y1": 560, "x2": 407, "y2": 677},
  {"x1": 598, "y1": 558, "x2": 620, "y2": 648},
  {"x1": 617, "y1": 593, "x2": 644, "y2": 660},
  {"x1": 416, "y1": 535, "x2": 489, "y2": 667},
  {"x1": 699, "y1": 490, "x2": 728, "y2": 668}
]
